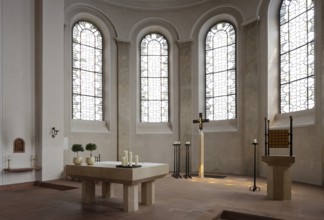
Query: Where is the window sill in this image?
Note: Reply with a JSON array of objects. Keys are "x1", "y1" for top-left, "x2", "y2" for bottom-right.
[
  {"x1": 203, "y1": 119, "x2": 238, "y2": 133},
  {"x1": 272, "y1": 109, "x2": 315, "y2": 128},
  {"x1": 136, "y1": 122, "x2": 173, "y2": 134},
  {"x1": 71, "y1": 119, "x2": 109, "y2": 133}
]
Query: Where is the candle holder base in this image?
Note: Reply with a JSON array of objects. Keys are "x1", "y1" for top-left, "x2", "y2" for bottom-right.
[
  {"x1": 116, "y1": 165, "x2": 142, "y2": 168},
  {"x1": 249, "y1": 185, "x2": 260, "y2": 192},
  {"x1": 184, "y1": 174, "x2": 192, "y2": 179},
  {"x1": 171, "y1": 173, "x2": 182, "y2": 179}
]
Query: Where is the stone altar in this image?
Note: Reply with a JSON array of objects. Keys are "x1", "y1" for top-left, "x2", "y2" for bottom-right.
[{"x1": 65, "y1": 161, "x2": 169, "y2": 212}]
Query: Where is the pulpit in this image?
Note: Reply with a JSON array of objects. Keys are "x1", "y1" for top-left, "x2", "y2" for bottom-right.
[{"x1": 262, "y1": 116, "x2": 295, "y2": 200}]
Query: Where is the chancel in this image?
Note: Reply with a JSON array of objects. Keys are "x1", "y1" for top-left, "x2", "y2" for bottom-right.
[{"x1": 0, "y1": 0, "x2": 323, "y2": 219}]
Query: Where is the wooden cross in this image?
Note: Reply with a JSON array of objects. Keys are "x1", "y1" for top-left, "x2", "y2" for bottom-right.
[{"x1": 193, "y1": 112, "x2": 209, "y2": 130}]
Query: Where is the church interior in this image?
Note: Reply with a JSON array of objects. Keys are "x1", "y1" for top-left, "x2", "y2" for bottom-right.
[{"x1": 0, "y1": 0, "x2": 323, "y2": 219}]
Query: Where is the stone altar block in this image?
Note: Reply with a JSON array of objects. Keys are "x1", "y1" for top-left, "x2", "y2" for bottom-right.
[
  {"x1": 262, "y1": 156, "x2": 295, "y2": 200},
  {"x1": 65, "y1": 161, "x2": 169, "y2": 212}
]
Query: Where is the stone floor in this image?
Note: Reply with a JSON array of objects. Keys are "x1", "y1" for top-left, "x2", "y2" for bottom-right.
[{"x1": 0, "y1": 174, "x2": 323, "y2": 220}]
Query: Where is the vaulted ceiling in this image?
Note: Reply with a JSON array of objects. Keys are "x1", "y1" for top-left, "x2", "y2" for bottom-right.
[{"x1": 101, "y1": 0, "x2": 208, "y2": 9}]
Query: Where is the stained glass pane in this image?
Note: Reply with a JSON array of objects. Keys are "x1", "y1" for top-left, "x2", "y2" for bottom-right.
[
  {"x1": 72, "y1": 21, "x2": 103, "y2": 121},
  {"x1": 205, "y1": 22, "x2": 236, "y2": 121},
  {"x1": 140, "y1": 33, "x2": 169, "y2": 122},
  {"x1": 280, "y1": 0, "x2": 315, "y2": 113}
]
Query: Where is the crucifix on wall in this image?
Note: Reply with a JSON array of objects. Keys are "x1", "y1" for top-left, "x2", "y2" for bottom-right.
[{"x1": 193, "y1": 112, "x2": 209, "y2": 178}]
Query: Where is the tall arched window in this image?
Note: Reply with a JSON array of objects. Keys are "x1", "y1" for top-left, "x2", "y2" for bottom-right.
[
  {"x1": 72, "y1": 21, "x2": 103, "y2": 121},
  {"x1": 140, "y1": 33, "x2": 169, "y2": 122},
  {"x1": 205, "y1": 22, "x2": 236, "y2": 121},
  {"x1": 280, "y1": 0, "x2": 315, "y2": 113}
]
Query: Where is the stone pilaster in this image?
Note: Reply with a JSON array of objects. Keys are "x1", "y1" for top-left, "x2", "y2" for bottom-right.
[
  {"x1": 241, "y1": 21, "x2": 261, "y2": 175},
  {"x1": 116, "y1": 39, "x2": 131, "y2": 160},
  {"x1": 177, "y1": 40, "x2": 193, "y2": 171}
]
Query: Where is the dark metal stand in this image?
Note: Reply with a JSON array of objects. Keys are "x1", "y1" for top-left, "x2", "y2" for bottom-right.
[
  {"x1": 172, "y1": 142, "x2": 182, "y2": 178},
  {"x1": 184, "y1": 142, "x2": 192, "y2": 179},
  {"x1": 249, "y1": 142, "x2": 260, "y2": 192}
]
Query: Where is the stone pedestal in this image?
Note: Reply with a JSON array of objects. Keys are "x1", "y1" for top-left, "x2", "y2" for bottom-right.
[
  {"x1": 123, "y1": 184, "x2": 139, "y2": 212},
  {"x1": 102, "y1": 182, "x2": 114, "y2": 198},
  {"x1": 262, "y1": 156, "x2": 295, "y2": 200},
  {"x1": 141, "y1": 181, "x2": 155, "y2": 205}
]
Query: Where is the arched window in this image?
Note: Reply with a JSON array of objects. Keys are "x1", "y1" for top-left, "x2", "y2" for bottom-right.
[
  {"x1": 280, "y1": 0, "x2": 315, "y2": 113},
  {"x1": 205, "y1": 22, "x2": 236, "y2": 121},
  {"x1": 140, "y1": 33, "x2": 169, "y2": 122},
  {"x1": 72, "y1": 21, "x2": 103, "y2": 121}
]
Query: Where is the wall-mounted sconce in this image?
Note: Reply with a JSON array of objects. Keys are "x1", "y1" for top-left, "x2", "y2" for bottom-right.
[{"x1": 51, "y1": 127, "x2": 59, "y2": 138}]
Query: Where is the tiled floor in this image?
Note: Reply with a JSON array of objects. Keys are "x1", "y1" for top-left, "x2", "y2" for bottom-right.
[{"x1": 0, "y1": 174, "x2": 323, "y2": 220}]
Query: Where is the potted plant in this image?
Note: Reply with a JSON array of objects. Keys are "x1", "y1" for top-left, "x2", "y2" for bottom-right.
[
  {"x1": 85, "y1": 143, "x2": 97, "y2": 165},
  {"x1": 72, "y1": 144, "x2": 84, "y2": 165}
]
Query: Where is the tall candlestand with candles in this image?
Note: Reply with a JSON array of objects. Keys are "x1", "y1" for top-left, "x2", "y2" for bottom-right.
[
  {"x1": 172, "y1": 141, "x2": 182, "y2": 178},
  {"x1": 184, "y1": 141, "x2": 192, "y2": 179},
  {"x1": 249, "y1": 139, "x2": 260, "y2": 192}
]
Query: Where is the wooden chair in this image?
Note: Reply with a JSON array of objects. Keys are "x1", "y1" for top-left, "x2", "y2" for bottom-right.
[
  {"x1": 95, "y1": 154, "x2": 101, "y2": 162},
  {"x1": 94, "y1": 154, "x2": 101, "y2": 184}
]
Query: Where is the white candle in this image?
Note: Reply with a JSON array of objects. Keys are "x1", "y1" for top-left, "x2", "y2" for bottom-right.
[
  {"x1": 253, "y1": 139, "x2": 257, "y2": 144},
  {"x1": 124, "y1": 150, "x2": 128, "y2": 164},
  {"x1": 122, "y1": 156, "x2": 127, "y2": 166},
  {"x1": 135, "y1": 155, "x2": 139, "y2": 165},
  {"x1": 128, "y1": 151, "x2": 133, "y2": 166},
  {"x1": 199, "y1": 131, "x2": 204, "y2": 178},
  {"x1": 185, "y1": 141, "x2": 190, "y2": 145}
]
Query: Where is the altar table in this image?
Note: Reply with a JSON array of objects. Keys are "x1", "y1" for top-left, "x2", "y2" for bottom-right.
[{"x1": 65, "y1": 161, "x2": 169, "y2": 212}]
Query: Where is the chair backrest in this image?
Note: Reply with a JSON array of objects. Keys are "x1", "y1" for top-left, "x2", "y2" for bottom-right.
[
  {"x1": 265, "y1": 116, "x2": 293, "y2": 156},
  {"x1": 95, "y1": 154, "x2": 101, "y2": 162},
  {"x1": 268, "y1": 130, "x2": 289, "y2": 148}
]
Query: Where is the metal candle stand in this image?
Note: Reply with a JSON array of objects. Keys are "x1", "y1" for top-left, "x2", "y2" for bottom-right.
[
  {"x1": 172, "y1": 142, "x2": 182, "y2": 179},
  {"x1": 249, "y1": 142, "x2": 260, "y2": 192},
  {"x1": 184, "y1": 142, "x2": 192, "y2": 179}
]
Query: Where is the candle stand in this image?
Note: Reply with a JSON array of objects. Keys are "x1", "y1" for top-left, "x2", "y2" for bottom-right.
[
  {"x1": 7, "y1": 158, "x2": 10, "y2": 169},
  {"x1": 249, "y1": 142, "x2": 260, "y2": 192},
  {"x1": 172, "y1": 142, "x2": 182, "y2": 179},
  {"x1": 183, "y1": 142, "x2": 191, "y2": 179}
]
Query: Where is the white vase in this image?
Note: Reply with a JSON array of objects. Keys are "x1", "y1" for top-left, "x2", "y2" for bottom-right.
[
  {"x1": 73, "y1": 156, "x2": 82, "y2": 165},
  {"x1": 86, "y1": 156, "x2": 95, "y2": 165}
]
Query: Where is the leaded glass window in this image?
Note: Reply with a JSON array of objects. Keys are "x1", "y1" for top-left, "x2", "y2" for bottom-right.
[
  {"x1": 72, "y1": 21, "x2": 103, "y2": 121},
  {"x1": 140, "y1": 33, "x2": 169, "y2": 122},
  {"x1": 280, "y1": 0, "x2": 315, "y2": 113},
  {"x1": 205, "y1": 22, "x2": 236, "y2": 121}
]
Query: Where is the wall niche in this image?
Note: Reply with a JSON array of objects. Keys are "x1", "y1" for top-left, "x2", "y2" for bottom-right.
[{"x1": 13, "y1": 138, "x2": 25, "y2": 153}]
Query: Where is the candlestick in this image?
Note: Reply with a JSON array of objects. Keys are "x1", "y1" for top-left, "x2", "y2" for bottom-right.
[{"x1": 7, "y1": 156, "x2": 11, "y2": 169}]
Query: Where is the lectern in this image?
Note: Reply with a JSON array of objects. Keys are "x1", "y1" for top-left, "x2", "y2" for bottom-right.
[{"x1": 262, "y1": 116, "x2": 295, "y2": 200}]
